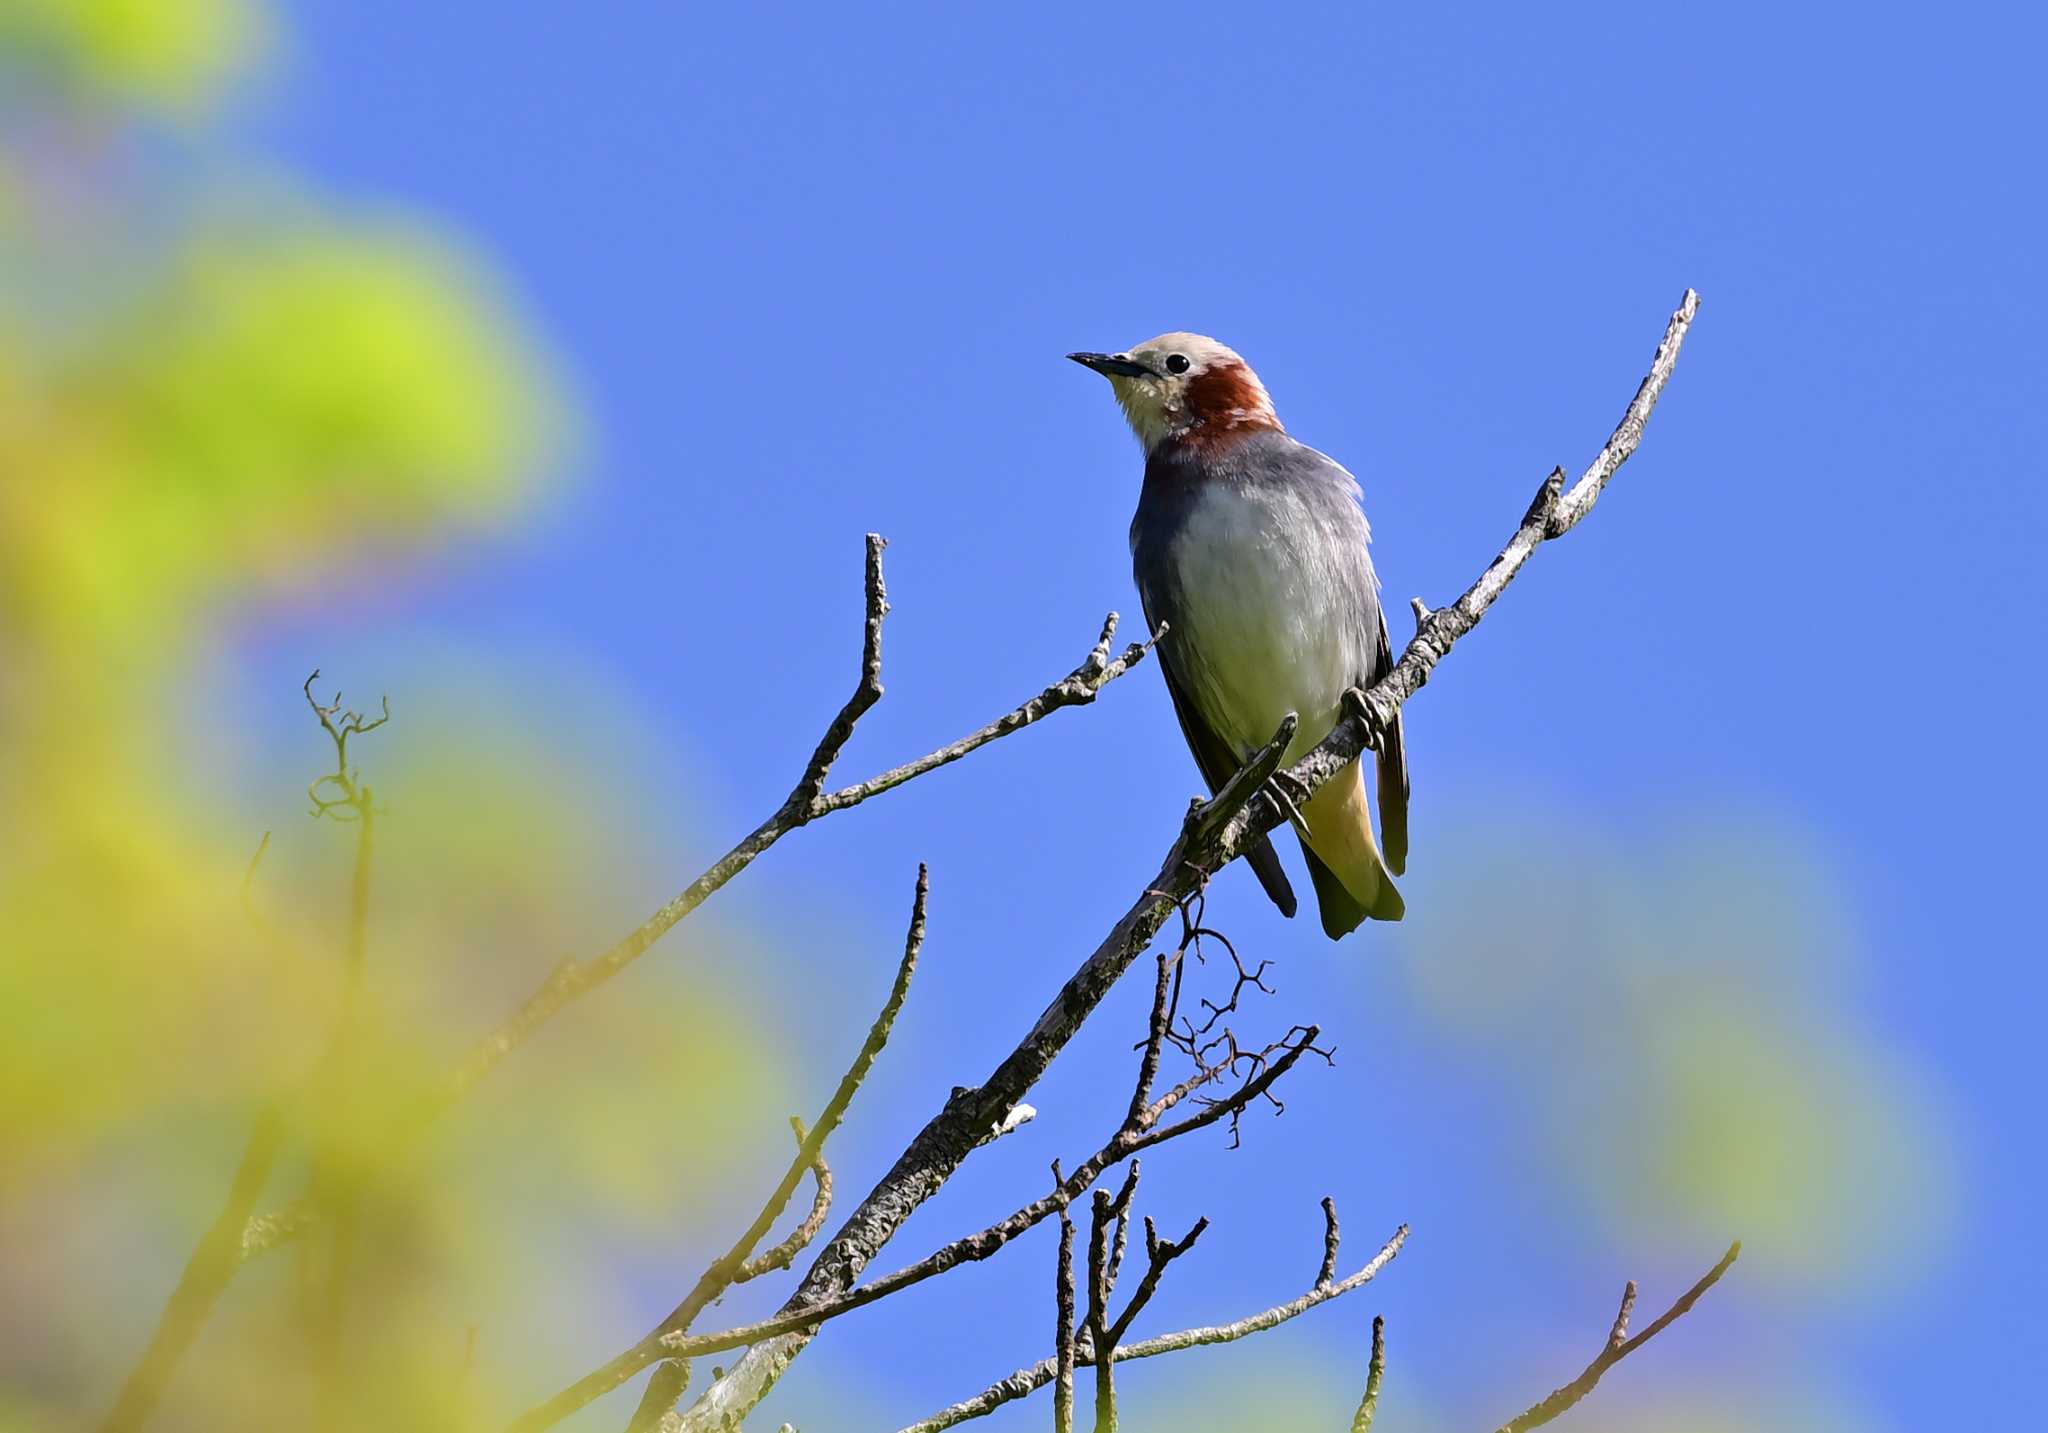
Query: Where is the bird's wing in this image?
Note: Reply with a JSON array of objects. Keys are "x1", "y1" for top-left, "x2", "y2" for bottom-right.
[
  {"x1": 1371, "y1": 600, "x2": 1409, "y2": 876},
  {"x1": 1137, "y1": 588, "x2": 1299, "y2": 921},
  {"x1": 1289, "y1": 436, "x2": 1410, "y2": 880},
  {"x1": 1158, "y1": 659, "x2": 1300, "y2": 919}
]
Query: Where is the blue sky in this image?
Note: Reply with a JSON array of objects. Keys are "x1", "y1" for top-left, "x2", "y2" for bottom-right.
[{"x1": 236, "y1": 2, "x2": 2042, "y2": 1427}]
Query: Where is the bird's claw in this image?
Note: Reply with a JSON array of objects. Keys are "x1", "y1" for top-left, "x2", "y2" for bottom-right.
[
  {"x1": 1343, "y1": 687, "x2": 1386, "y2": 751},
  {"x1": 1263, "y1": 773, "x2": 1312, "y2": 837}
]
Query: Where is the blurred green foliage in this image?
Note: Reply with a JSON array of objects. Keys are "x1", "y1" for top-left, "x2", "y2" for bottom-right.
[
  {"x1": 1395, "y1": 806, "x2": 1956, "y2": 1300},
  {"x1": 0, "y1": 0, "x2": 261, "y2": 112},
  {"x1": 0, "y1": 7, "x2": 786, "y2": 1429}
]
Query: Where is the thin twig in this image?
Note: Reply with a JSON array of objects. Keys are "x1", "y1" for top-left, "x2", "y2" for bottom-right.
[
  {"x1": 242, "y1": 541, "x2": 1155, "y2": 1262},
  {"x1": 895, "y1": 1220, "x2": 1409, "y2": 1432},
  {"x1": 97, "y1": 1109, "x2": 285, "y2": 1433},
  {"x1": 733, "y1": 1117, "x2": 834, "y2": 1285},
  {"x1": 107, "y1": 671, "x2": 400, "y2": 1431},
  {"x1": 512, "y1": 1023, "x2": 1326, "y2": 1430},
  {"x1": 311, "y1": 779, "x2": 375, "y2": 1429},
  {"x1": 1492, "y1": 1242, "x2": 1740, "y2": 1433},
  {"x1": 1317, "y1": 1197, "x2": 1340, "y2": 1288},
  {"x1": 444, "y1": 548, "x2": 1150, "y2": 1109},
  {"x1": 516, "y1": 863, "x2": 933, "y2": 1432},
  {"x1": 637, "y1": 1028, "x2": 1315, "y2": 1358},
  {"x1": 1287, "y1": 289, "x2": 1701, "y2": 827},
  {"x1": 295, "y1": 675, "x2": 388, "y2": 1432},
  {"x1": 600, "y1": 1028, "x2": 1320, "y2": 1397},
  {"x1": 1105, "y1": 1215, "x2": 1208, "y2": 1349},
  {"x1": 1124, "y1": 952, "x2": 1178, "y2": 1128},
  {"x1": 1099, "y1": 1164, "x2": 1141, "y2": 1301}
]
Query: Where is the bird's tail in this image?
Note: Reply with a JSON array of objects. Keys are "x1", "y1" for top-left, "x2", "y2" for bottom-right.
[{"x1": 1295, "y1": 758, "x2": 1404, "y2": 938}]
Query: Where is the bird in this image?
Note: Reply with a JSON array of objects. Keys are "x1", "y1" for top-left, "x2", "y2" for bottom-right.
[{"x1": 1069, "y1": 334, "x2": 1408, "y2": 938}]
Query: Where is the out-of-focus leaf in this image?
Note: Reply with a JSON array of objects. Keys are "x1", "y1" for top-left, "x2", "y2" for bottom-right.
[{"x1": 0, "y1": 0, "x2": 262, "y2": 113}]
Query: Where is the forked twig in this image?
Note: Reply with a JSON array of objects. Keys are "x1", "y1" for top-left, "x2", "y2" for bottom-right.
[
  {"x1": 896, "y1": 1216, "x2": 1408, "y2": 1432},
  {"x1": 243, "y1": 540, "x2": 1156, "y2": 1264},
  {"x1": 1492, "y1": 1242, "x2": 1741, "y2": 1433}
]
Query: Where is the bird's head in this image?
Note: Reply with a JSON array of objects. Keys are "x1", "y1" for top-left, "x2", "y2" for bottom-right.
[{"x1": 1067, "y1": 332, "x2": 1282, "y2": 454}]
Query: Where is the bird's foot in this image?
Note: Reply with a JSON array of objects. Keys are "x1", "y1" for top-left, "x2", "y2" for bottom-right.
[
  {"x1": 1343, "y1": 687, "x2": 1387, "y2": 752},
  {"x1": 1263, "y1": 772, "x2": 1313, "y2": 837}
]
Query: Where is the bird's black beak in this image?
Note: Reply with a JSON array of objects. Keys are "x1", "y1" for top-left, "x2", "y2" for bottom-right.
[{"x1": 1067, "y1": 351, "x2": 1153, "y2": 379}]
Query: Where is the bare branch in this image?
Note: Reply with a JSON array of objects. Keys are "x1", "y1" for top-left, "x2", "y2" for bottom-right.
[
  {"x1": 554, "y1": 869, "x2": 930, "y2": 1433},
  {"x1": 806, "y1": 609, "x2": 1164, "y2": 818},
  {"x1": 512, "y1": 1019, "x2": 1326, "y2": 1432},
  {"x1": 1549, "y1": 292, "x2": 1699, "y2": 535},
  {"x1": 895, "y1": 1220, "x2": 1409, "y2": 1433},
  {"x1": 551, "y1": 290, "x2": 1700, "y2": 1431},
  {"x1": 1215, "y1": 291, "x2": 1701, "y2": 886},
  {"x1": 734, "y1": 1118, "x2": 833, "y2": 1285},
  {"x1": 1351, "y1": 1316, "x2": 1385, "y2": 1433},
  {"x1": 1105, "y1": 1215, "x2": 1208, "y2": 1350},
  {"x1": 1316, "y1": 1197, "x2": 1340, "y2": 1289},
  {"x1": 1124, "y1": 952, "x2": 1178, "y2": 1127},
  {"x1": 98, "y1": 1108, "x2": 285, "y2": 1433},
  {"x1": 789, "y1": 532, "x2": 891, "y2": 810},
  {"x1": 718, "y1": 864, "x2": 926, "y2": 1284},
  {"x1": 625, "y1": 1360, "x2": 691, "y2": 1433},
  {"x1": 665, "y1": 1027, "x2": 1316, "y2": 1354},
  {"x1": 1084, "y1": 1192, "x2": 1113, "y2": 1433},
  {"x1": 1052, "y1": 1164, "x2": 1077, "y2": 1433},
  {"x1": 596, "y1": 1031, "x2": 1320, "y2": 1424},
  {"x1": 1491, "y1": 1241, "x2": 1740, "y2": 1433},
  {"x1": 1082, "y1": 1179, "x2": 1207, "y2": 1433},
  {"x1": 1098, "y1": 1164, "x2": 1141, "y2": 1301},
  {"x1": 240, "y1": 560, "x2": 1152, "y2": 1260}
]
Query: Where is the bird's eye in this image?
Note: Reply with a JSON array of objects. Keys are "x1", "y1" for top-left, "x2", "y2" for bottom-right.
[{"x1": 1166, "y1": 354, "x2": 1191, "y2": 374}]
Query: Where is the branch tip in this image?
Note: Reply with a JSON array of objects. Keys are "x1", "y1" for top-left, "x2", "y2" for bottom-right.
[
  {"x1": 1606, "y1": 1281, "x2": 1638, "y2": 1349},
  {"x1": 1351, "y1": 1315, "x2": 1386, "y2": 1433},
  {"x1": 1317, "y1": 1196, "x2": 1341, "y2": 1288},
  {"x1": 1493, "y1": 1240, "x2": 1739, "y2": 1433}
]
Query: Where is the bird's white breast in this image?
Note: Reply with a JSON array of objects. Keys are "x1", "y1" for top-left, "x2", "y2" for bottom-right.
[{"x1": 1166, "y1": 480, "x2": 1364, "y2": 763}]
